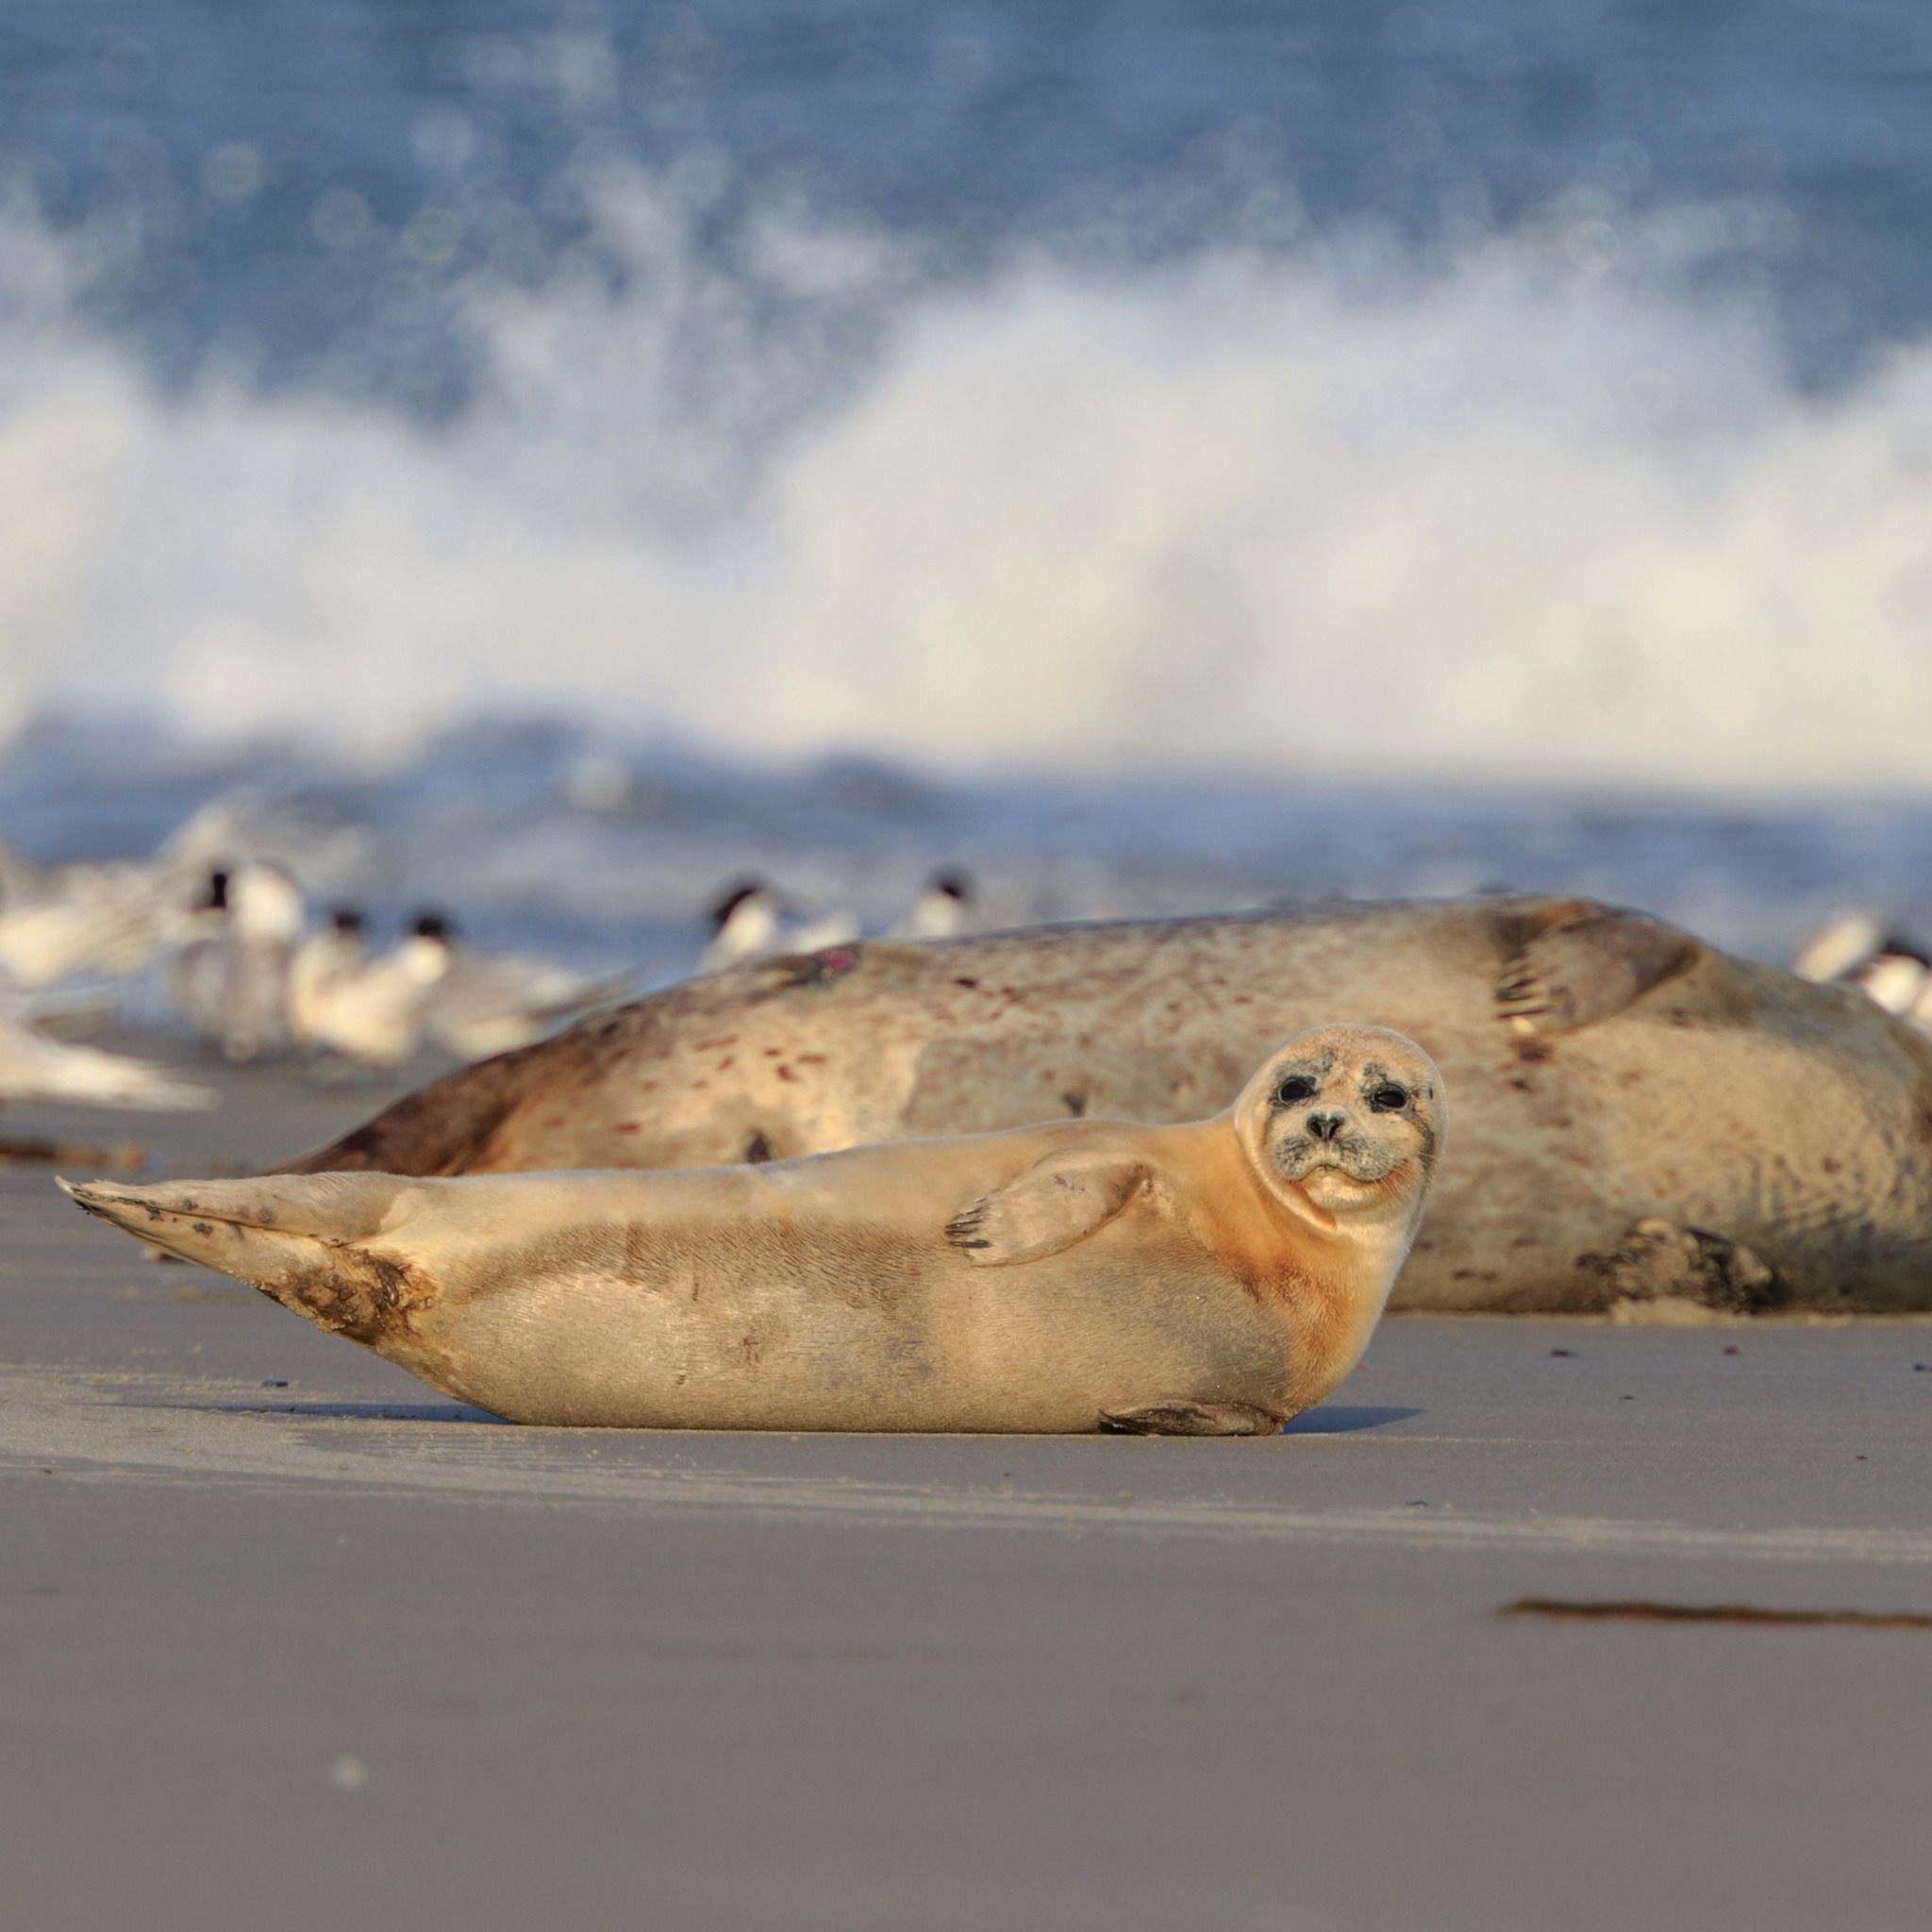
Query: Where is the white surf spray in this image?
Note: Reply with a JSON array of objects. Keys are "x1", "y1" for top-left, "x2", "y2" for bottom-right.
[{"x1": 3, "y1": 170, "x2": 1931, "y2": 791}]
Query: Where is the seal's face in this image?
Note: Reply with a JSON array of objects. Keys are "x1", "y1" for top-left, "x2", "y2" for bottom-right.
[{"x1": 1238, "y1": 1024, "x2": 1446, "y2": 1217}]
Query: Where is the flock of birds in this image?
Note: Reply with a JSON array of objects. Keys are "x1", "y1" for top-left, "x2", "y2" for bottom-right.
[
  {"x1": 170, "y1": 864, "x2": 627, "y2": 1072},
  {"x1": 696, "y1": 870, "x2": 975, "y2": 972},
  {"x1": 0, "y1": 806, "x2": 984, "y2": 1125},
  {"x1": 8, "y1": 825, "x2": 1932, "y2": 1128},
  {"x1": 0, "y1": 844, "x2": 626, "y2": 1116}
]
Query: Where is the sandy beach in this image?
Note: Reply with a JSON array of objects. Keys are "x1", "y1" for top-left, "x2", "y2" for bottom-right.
[{"x1": 0, "y1": 1047, "x2": 1924, "y2": 1929}]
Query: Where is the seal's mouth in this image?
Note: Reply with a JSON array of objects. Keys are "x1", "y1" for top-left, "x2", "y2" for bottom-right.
[{"x1": 1272, "y1": 1136, "x2": 1403, "y2": 1187}]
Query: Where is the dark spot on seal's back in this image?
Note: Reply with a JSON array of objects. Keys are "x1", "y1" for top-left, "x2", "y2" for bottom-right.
[
  {"x1": 1515, "y1": 1039, "x2": 1554, "y2": 1064},
  {"x1": 745, "y1": 1132, "x2": 774, "y2": 1164},
  {"x1": 1062, "y1": 1092, "x2": 1086, "y2": 1117},
  {"x1": 192, "y1": 1222, "x2": 212, "y2": 1235},
  {"x1": 954, "y1": 976, "x2": 978, "y2": 989}
]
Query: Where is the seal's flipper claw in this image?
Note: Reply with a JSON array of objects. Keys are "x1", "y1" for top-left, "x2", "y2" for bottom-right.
[
  {"x1": 1495, "y1": 908, "x2": 1698, "y2": 1038},
  {"x1": 944, "y1": 1151, "x2": 1148, "y2": 1265},
  {"x1": 1099, "y1": 1400, "x2": 1283, "y2": 1437}
]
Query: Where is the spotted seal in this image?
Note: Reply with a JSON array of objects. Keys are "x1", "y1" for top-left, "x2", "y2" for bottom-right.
[{"x1": 277, "y1": 895, "x2": 1932, "y2": 1313}]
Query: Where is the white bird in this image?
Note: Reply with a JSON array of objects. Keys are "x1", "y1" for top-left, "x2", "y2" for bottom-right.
[
  {"x1": 299, "y1": 921, "x2": 454, "y2": 1069},
  {"x1": 697, "y1": 880, "x2": 859, "y2": 974},
  {"x1": 1853, "y1": 951, "x2": 1930, "y2": 1018},
  {"x1": 1790, "y1": 908, "x2": 1932, "y2": 1034},
  {"x1": 218, "y1": 860, "x2": 307, "y2": 1061},
  {"x1": 1792, "y1": 909, "x2": 1888, "y2": 985},
  {"x1": 0, "y1": 791, "x2": 359, "y2": 993},
  {"x1": 170, "y1": 870, "x2": 233, "y2": 1039},
  {"x1": 698, "y1": 881, "x2": 784, "y2": 972},
  {"x1": 287, "y1": 908, "x2": 370, "y2": 1051},
  {"x1": 0, "y1": 986, "x2": 213, "y2": 1109},
  {"x1": 889, "y1": 870, "x2": 977, "y2": 941},
  {"x1": 298, "y1": 914, "x2": 622, "y2": 1069},
  {"x1": 413, "y1": 914, "x2": 627, "y2": 1061},
  {"x1": 0, "y1": 833, "x2": 181, "y2": 989}
]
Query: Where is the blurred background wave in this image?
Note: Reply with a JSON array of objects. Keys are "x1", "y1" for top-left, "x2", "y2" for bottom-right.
[{"x1": 8, "y1": 0, "x2": 1932, "y2": 982}]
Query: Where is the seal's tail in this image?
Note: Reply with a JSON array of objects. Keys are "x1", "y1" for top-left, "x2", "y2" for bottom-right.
[{"x1": 58, "y1": 1174, "x2": 422, "y2": 1343}]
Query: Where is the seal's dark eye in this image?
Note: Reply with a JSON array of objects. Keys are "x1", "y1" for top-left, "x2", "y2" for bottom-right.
[
  {"x1": 1276, "y1": 1074, "x2": 1317, "y2": 1105},
  {"x1": 1369, "y1": 1084, "x2": 1408, "y2": 1112}
]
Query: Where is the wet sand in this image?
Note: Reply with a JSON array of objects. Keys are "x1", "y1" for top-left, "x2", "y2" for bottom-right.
[{"x1": 5, "y1": 1050, "x2": 1932, "y2": 1930}]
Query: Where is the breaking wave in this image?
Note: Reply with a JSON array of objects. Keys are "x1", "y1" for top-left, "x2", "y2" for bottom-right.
[{"x1": 5, "y1": 169, "x2": 1932, "y2": 791}]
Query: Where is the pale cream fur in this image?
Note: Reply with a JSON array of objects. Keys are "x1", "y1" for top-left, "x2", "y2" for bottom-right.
[{"x1": 62, "y1": 1024, "x2": 1443, "y2": 1434}]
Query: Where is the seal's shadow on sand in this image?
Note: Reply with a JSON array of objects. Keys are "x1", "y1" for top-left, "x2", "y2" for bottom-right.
[
  {"x1": 180, "y1": 1399, "x2": 508, "y2": 1424},
  {"x1": 1284, "y1": 1406, "x2": 1422, "y2": 1434},
  {"x1": 151, "y1": 1397, "x2": 1420, "y2": 1433}
]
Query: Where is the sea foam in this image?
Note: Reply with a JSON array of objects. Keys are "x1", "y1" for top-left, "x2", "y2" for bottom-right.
[{"x1": 3, "y1": 170, "x2": 1931, "y2": 791}]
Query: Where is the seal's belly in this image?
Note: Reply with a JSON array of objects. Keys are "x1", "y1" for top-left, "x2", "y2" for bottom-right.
[{"x1": 402, "y1": 1240, "x2": 1292, "y2": 1432}]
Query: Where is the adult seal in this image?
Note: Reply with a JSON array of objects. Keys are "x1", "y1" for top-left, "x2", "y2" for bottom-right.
[
  {"x1": 64, "y1": 1025, "x2": 1444, "y2": 1435},
  {"x1": 280, "y1": 894, "x2": 1932, "y2": 1315}
]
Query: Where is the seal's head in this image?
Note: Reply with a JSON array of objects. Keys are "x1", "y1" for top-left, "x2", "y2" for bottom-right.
[{"x1": 1233, "y1": 1024, "x2": 1446, "y2": 1224}]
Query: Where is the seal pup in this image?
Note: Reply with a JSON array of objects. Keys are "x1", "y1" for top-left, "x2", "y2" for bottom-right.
[
  {"x1": 61, "y1": 1024, "x2": 1443, "y2": 1434},
  {"x1": 278, "y1": 895, "x2": 1932, "y2": 1314}
]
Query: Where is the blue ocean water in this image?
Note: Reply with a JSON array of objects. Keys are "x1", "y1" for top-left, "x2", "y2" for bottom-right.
[
  {"x1": 16, "y1": 0, "x2": 1932, "y2": 392},
  {"x1": 6, "y1": 0, "x2": 1932, "y2": 974}
]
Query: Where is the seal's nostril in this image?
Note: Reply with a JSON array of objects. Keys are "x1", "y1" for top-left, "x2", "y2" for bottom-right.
[{"x1": 1307, "y1": 1112, "x2": 1343, "y2": 1142}]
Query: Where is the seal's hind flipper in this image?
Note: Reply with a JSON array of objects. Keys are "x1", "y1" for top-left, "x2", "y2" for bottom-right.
[
  {"x1": 59, "y1": 1173, "x2": 424, "y2": 1343},
  {"x1": 60, "y1": 1172, "x2": 405, "y2": 1252},
  {"x1": 1495, "y1": 908, "x2": 1698, "y2": 1038},
  {"x1": 944, "y1": 1151, "x2": 1148, "y2": 1265},
  {"x1": 1099, "y1": 1400, "x2": 1282, "y2": 1437}
]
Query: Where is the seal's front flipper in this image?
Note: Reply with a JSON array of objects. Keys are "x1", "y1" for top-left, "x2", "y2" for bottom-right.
[
  {"x1": 1099, "y1": 1400, "x2": 1282, "y2": 1437},
  {"x1": 944, "y1": 1151, "x2": 1148, "y2": 1266},
  {"x1": 1495, "y1": 908, "x2": 1698, "y2": 1038}
]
